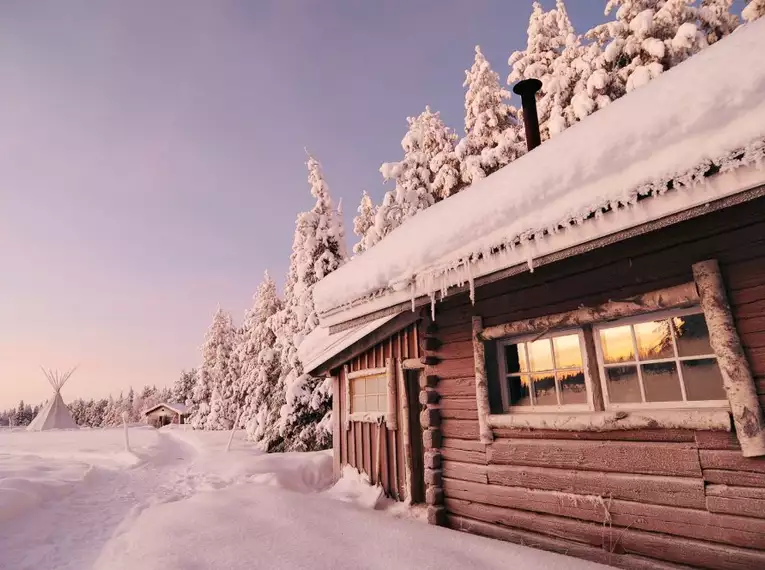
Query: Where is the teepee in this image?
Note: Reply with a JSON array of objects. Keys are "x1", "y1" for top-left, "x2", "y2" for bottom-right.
[{"x1": 27, "y1": 367, "x2": 79, "y2": 431}]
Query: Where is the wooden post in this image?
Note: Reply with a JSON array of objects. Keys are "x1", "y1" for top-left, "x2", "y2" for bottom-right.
[
  {"x1": 397, "y1": 359, "x2": 413, "y2": 503},
  {"x1": 332, "y1": 375, "x2": 342, "y2": 479},
  {"x1": 385, "y1": 358, "x2": 398, "y2": 430},
  {"x1": 693, "y1": 260, "x2": 765, "y2": 457},
  {"x1": 472, "y1": 316, "x2": 494, "y2": 444}
]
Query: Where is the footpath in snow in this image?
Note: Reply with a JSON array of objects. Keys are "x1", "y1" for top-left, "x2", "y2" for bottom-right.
[{"x1": 0, "y1": 426, "x2": 606, "y2": 570}]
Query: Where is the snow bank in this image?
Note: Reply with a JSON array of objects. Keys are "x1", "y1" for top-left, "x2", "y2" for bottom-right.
[
  {"x1": 314, "y1": 19, "x2": 765, "y2": 318},
  {"x1": 324, "y1": 464, "x2": 385, "y2": 509}
]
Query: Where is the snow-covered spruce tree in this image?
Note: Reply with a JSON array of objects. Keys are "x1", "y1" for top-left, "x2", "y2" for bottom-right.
[
  {"x1": 278, "y1": 155, "x2": 348, "y2": 452},
  {"x1": 369, "y1": 107, "x2": 461, "y2": 247},
  {"x1": 743, "y1": 0, "x2": 765, "y2": 21},
  {"x1": 206, "y1": 322, "x2": 240, "y2": 430},
  {"x1": 457, "y1": 46, "x2": 524, "y2": 186},
  {"x1": 173, "y1": 369, "x2": 197, "y2": 406},
  {"x1": 190, "y1": 306, "x2": 236, "y2": 429},
  {"x1": 352, "y1": 191, "x2": 375, "y2": 255},
  {"x1": 236, "y1": 271, "x2": 284, "y2": 445}
]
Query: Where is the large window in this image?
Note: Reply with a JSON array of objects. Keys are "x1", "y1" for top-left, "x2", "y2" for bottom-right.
[
  {"x1": 498, "y1": 331, "x2": 591, "y2": 412},
  {"x1": 595, "y1": 309, "x2": 727, "y2": 409}
]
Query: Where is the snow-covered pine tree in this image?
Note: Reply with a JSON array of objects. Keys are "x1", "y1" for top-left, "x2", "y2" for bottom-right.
[
  {"x1": 369, "y1": 107, "x2": 461, "y2": 247},
  {"x1": 237, "y1": 272, "x2": 284, "y2": 446},
  {"x1": 190, "y1": 306, "x2": 236, "y2": 429},
  {"x1": 697, "y1": 0, "x2": 739, "y2": 42},
  {"x1": 173, "y1": 369, "x2": 197, "y2": 406},
  {"x1": 457, "y1": 46, "x2": 524, "y2": 186},
  {"x1": 278, "y1": 155, "x2": 348, "y2": 451},
  {"x1": 352, "y1": 191, "x2": 375, "y2": 255},
  {"x1": 743, "y1": 0, "x2": 765, "y2": 21}
]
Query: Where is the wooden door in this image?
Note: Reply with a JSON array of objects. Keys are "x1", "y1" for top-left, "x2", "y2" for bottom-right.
[{"x1": 405, "y1": 369, "x2": 425, "y2": 503}]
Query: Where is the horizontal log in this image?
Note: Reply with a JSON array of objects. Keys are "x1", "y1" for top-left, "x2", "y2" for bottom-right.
[
  {"x1": 425, "y1": 486, "x2": 444, "y2": 505},
  {"x1": 436, "y1": 398, "x2": 477, "y2": 411},
  {"x1": 695, "y1": 431, "x2": 741, "y2": 450},
  {"x1": 426, "y1": 505, "x2": 446, "y2": 526},
  {"x1": 700, "y1": 449, "x2": 765, "y2": 474},
  {"x1": 487, "y1": 410, "x2": 730, "y2": 432},
  {"x1": 488, "y1": 439, "x2": 702, "y2": 477},
  {"x1": 419, "y1": 408, "x2": 441, "y2": 428},
  {"x1": 442, "y1": 460, "x2": 488, "y2": 484},
  {"x1": 420, "y1": 336, "x2": 441, "y2": 351},
  {"x1": 492, "y1": 427, "x2": 696, "y2": 442},
  {"x1": 422, "y1": 428, "x2": 442, "y2": 450},
  {"x1": 423, "y1": 451, "x2": 441, "y2": 470},
  {"x1": 419, "y1": 389, "x2": 440, "y2": 405},
  {"x1": 707, "y1": 495, "x2": 765, "y2": 519},
  {"x1": 420, "y1": 355, "x2": 440, "y2": 366},
  {"x1": 707, "y1": 484, "x2": 765, "y2": 500},
  {"x1": 447, "y1": 515, "x2": 694, "y2": 570},
  {"x1": 442, "y1": 437, "x2": 486, "y2": 452},
  {"x1": 436, "y1": 341, "x2": 475, "y2": 360},
  {"x1": 419, "y1": 374, "x2": 439, "y2": 389},
  {"x1": 439, "y1": 408, "x2": 478, "y2": 421},
  {"x1": 487, "y1": 464, "x2": 705, "y2": 509},
  {"x1": 479, "y1": 282, "x2": 699, "y2": 341},
  {"x1": 424, "y1": 469, "x2": 442, "y2": 487},
  {"x1": 443, "y1": 478, "x2": 765, "y2": 549},
  {"x1": 441, "y1": 446, "x2": 487, "y2": 465},
  {"x1": 440, "y1": 419, "x2": 480, "y2": 440},
  {"x1": 436, "y1": 377, "x2": 475, "y2": 397},
  {"x1": 703, "y1": 469, "x2": 765, "y2": 487},
  {"x1": 401, "y1": 358, "x2": 424, "y2": 370}
]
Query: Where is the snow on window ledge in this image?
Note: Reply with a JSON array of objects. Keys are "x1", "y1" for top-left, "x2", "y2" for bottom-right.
[
  {"x1": 486, "y1": 408, "x2": 731, "y2": 432},
  {"x1": 348, "y1": 412, "x2": 387, "y2": 424}
]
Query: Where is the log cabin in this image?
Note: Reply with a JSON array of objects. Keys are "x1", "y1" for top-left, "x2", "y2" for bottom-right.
[
  {"x1": 300, "y1": 20, "x2": 765, "y2": 570},
  {"x1": 143, "y1": 403, "x2": 190, "y2": 428}
]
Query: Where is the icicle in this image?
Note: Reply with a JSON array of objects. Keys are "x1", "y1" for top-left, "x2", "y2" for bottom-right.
[
  {"x1": 467, "y1": 259, "x2": 475, "y2": 305},
  {"x1": 526, "y1": 248, "x2": 535, "y2": 273},
  {"x1": 430, "y1": 292, "x2": 436, "y2": 321},
  {"x1": 410, "y1": 281, "x2": 416, "y2": 312}
]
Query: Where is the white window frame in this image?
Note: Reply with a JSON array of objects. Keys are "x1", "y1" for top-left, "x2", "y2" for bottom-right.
[
  {"x1": 593, "y1": 306, "x2": 730, "y2": 411},
  {"x1": 343, "y1": 360, "x2": 398, "y2": 429},
  {"x1": 497, "y1": 328, "x2": 596, "y2": 414}
]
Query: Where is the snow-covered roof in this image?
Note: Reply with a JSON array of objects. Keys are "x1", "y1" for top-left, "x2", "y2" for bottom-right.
[
  {"x1": 315, "y1": 20, "x2": 765, "y2": 325},
  {"x1": 144, "y1": 403, "x2": 190, "y2": 416},
  {"x1": 299, "y1": 313, "x2": 399, "y2": 374}
]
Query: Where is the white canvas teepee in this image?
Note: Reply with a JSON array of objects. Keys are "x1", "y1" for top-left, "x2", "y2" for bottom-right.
[{"x1": 27, "y1": 367, "x2": 79, "y2": 431}]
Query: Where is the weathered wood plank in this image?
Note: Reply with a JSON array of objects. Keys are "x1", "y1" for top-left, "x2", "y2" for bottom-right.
[
  {"x1": 707, "y1": 484, "x2": 765, "y2": 499},
  {"x1": 439, "y1": 408, "x2": 478, "y2": 421},
  {"x1": 695, "y1": 431, "x2": 741, "y2": 450},
  {"x1": 487, "y1": 464, "x2": 706, "y2": 509},
  {"x1": 700, "y1": 449, "x2": 765, "y2": 474},
  {"x1": 445, "y1": 496, "x2": 765, "y2": 568},
  {"x1": 443, "y1": 478, "x2": 765, "y2": 549},
  {"x1": 436, "y1": 398, "x2": 478, "y2": 411},
  {"x1": 441, "y1": 446, "x2": 486, "y2": 465},
  {"x1": 436, "y1": 377, "x2": 475, "y2": 398},
  {"x1": 437, "y1": 340, "x2": 474, "y2": 360},
  {"x1": 440, "y1": 419, "x2": 480, "y2": 440},
  {"x1": 442, "y1": 437, "x2": 486, "y2": 452},
  {"x1": 447, "y1": 515, "x2": 696, "y2": 570},
  {"x1": 707, "y1": 495, "x2": 765, "y2": 519},
  {"x1": 703, "y1": 469, "x2": 765, "y2": 487},
  {"x1": 492, "y1": 428, "x2": 696, "y2": 442},
  {"x1": 442, "y1": 460, "x2": 488, "y2": 484},
  {"x1": 435, "y1": 358, "x2": 475, "y2": 380},
  {"x1": 488, "y1": 439, "x2": 702, "y2": 477}
]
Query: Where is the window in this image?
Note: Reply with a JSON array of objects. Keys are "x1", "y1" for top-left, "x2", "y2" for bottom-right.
[
  {"x1": 498, "y1": 330, "x2": 591, "y2": 412},
  {"x1": 595, "y1": 308, "x2": 727, "y2": 409},
  {"x1": 350, "y1": 372, "x2": 388, "y2": 415}
]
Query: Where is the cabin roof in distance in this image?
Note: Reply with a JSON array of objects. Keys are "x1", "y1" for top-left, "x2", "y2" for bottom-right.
[{"x1": 314, "y1": 19, "x2": 765, "y2": 328}]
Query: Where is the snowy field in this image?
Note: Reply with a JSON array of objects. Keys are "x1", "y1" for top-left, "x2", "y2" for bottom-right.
[{"x1": 0, "y1": 427, "x2": 605, "y2": 570}]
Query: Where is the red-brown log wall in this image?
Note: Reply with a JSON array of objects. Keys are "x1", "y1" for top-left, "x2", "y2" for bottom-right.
[
  {"x1": 336, "y1": 323, "x2": 420, "y2": 499},
  {"x1": 429, "y1": 196, "x2": 765, "y2": 570}
]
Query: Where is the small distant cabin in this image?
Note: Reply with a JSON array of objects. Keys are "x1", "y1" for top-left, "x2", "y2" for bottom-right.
[
  {"x1": 143, "y1": 403, "x2": 190, "y2": 428},
  {"x1": 302, "y1": 22, "x2": 765, "y2": 570}
]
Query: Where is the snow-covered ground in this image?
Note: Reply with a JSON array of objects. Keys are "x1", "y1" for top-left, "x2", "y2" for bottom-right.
[{"x1": 0, "y1": 427, "x2": 605, "y2": 570}]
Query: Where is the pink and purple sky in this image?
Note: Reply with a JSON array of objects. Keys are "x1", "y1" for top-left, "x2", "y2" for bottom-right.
[{"x1": 2, "y1": 1, "x2": 743, "y2": 408}]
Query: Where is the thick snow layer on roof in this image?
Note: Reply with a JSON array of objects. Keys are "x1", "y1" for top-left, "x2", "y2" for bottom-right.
[
  {"x1": 144, "y1": 402, "x2": 190, "y2": 416},
  {"x1": 315, "y1": 19, "x2": 765, "y2": 318},
  {"x1": 299, "y1": 313, "x2": 398, "y2": 373}
]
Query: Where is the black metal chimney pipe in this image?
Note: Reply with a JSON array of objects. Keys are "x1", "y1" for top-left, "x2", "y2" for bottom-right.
[{"x1": 513, "y1": 78, "x2": 543, "y2": 152}]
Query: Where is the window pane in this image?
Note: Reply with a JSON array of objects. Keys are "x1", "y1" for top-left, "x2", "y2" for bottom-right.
[
  {"x1": 675, "y1": 314, "x2": 714, "y2": 357},
  {"x1": 553, "y1": 334, "x2": 583, "y2": 368},
  {"x1": 352, "y1": 378, "x2": 365, "y2": 397},
  {"x1": 352, "y1": 395, "x2": 365, "y2": 413},
  {"x1": 375, "y1": 375, "x2": 387, "y2": 395},
  {"x1": 558, "y1": 370, "x2": 587, "y2": 405},
  {"x1": 366, "y1": 395, "x2": 378, "y2": 412},
  {"x1": 605, "y1": 365, "x2": 642, "y2": 403},
  {"x1": 600, "y1": 326, "x2": 635, "y2": 364},
  {"x1": 532, "y1": 373, "x2": 557, "y2": 406},
  {"x1": 378, "y1": 394, "x2": 388, "y2": 413},
  {"x1": 528, "y1": 339, "x2": 553, "y2": 371},
  {"x1": 642, "y1": 362, "x2": 682, "y2": 402},
  {"x1": 634, "y1": 320, "x2": 675, "y2": 361},
  {"x1": 682, "y1": 358, "x2": 726, "y2": 400},
  {"x1": 504, "y1": 344, "x2": 527, "y2": 374},
  {"x1": 508, "y1": 374, "x2": 532, "y2": 407}
]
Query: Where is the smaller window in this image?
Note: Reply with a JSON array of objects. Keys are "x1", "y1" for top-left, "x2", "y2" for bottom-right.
[
  {"x1": 596, "y1": 309, "x2": 727, "y2": 409},
  {"x1": 498, "y1": 330, "x2": 591, "y2": 412},
  {"x1": 350, "y1": 372, "x2": 388, "y2": 414}
]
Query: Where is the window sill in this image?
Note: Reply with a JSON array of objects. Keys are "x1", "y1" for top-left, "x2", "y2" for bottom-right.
[
  {"x1": 347, "y1": 412, "x2": 386, "y2": 424},
  {"x1": 486, "y1": 408, "x2": 731, "y2": 432}
]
